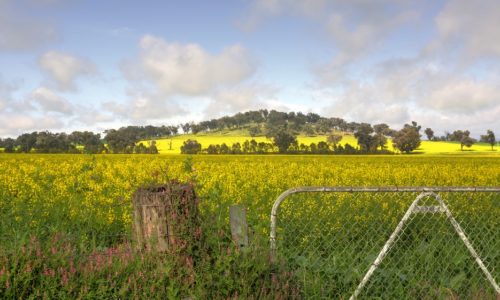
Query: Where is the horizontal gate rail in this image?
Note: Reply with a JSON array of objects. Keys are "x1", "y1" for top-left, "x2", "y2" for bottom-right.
[
  {"x1": 270, "y1": 186, "x2": 500, "y2": 298},
  {"x1": 270, "y1": 186, "x2": 500, "y2": 254}
]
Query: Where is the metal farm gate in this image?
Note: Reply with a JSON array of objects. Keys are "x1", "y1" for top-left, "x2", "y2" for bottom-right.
[{"x1": 270, "y1": 187, "x2": 500, "y2": 299}]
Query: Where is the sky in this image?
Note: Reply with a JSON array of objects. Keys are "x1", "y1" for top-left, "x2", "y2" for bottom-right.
[{"x1": 1, "y1": 0, "x2": 499, "y2": 138}]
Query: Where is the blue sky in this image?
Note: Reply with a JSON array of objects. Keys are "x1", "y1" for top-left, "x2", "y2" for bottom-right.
[{"x1": 1, "y1": 0, "x2": 499, "y2": 138}]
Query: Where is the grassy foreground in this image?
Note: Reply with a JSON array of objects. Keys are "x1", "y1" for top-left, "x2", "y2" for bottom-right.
[{"x1": 0, "y1": 154, "x2": 499, "y2": 298}]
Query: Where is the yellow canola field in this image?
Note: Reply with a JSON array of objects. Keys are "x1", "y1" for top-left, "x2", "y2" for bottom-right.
[
  {"x1": 0, "y1": 154, "x2": 498, "y2": 235},
  {"x1": 140, "y1": 134, "x2": 497, "y2": 154}
]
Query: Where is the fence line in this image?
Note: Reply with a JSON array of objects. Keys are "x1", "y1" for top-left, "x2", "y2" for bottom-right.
[{"x1": 270, "y1": 186, "x2": 500, "y2": 298}]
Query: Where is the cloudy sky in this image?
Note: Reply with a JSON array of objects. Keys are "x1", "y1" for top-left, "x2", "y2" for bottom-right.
[{"x1": 1, "y1": 0, "x2": 499, "y2": 138}]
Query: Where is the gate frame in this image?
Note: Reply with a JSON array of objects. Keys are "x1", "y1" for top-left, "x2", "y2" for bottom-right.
[{"x1": 270, "y1": 186, "x2": 500, "y2": 297}]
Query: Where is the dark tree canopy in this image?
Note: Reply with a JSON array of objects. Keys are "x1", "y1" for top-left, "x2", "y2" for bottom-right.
[
  {"x1": 354, "y1": 123, "x2": 375, "y2": 151},
  {"x1": 272, "y1": 130, "x2": 297, "y2": 153},
  {"x1": 480, "y1": 130, "x2": 496, "y2": 150},
  {"x1": 180, "y1": 139, "x2": 202, "y2": 154},
  {"x1": 392, "y1": 123, "x2": 421, "y2": 153},
  {"x1": 424, "y1": 128, "x2": 434, "y2": 141}
]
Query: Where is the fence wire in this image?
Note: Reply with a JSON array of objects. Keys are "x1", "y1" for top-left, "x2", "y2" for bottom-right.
[{"x1": 270, "y1": 187, "x2": 500, "y2": 299}]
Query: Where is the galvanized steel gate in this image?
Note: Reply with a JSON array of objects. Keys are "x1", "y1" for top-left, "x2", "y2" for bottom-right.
[{"x1": 270, "y1": 187, "x2": 500, "y2": 299}]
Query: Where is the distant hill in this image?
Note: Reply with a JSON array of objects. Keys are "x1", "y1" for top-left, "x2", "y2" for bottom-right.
[{"x1": 1, "y1": 109, "x2": 497, "y2": 154}]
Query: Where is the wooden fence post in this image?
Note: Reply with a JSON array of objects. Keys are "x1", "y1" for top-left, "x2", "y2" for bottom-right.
[{"x1": 132, "y1": 182, "x2": 200, "y2": 252}]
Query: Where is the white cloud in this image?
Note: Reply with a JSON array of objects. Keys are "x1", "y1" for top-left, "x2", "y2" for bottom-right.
[
  {"x1": 205, "y1": 84, "x2": 277, "y2": 117},
  {"x1": 39, "y1": 50, "x2": 96, "y2": 91},
  {"x1": 73, "y1": 106, "x2": 114, "y2": 125},
  {"x1": 126, "y1": 35, "x2": 256, "y2": 96},
  {"x1": 30, "y1": 86, "x2": 73, "y2": 114},
  {"x1": 434, "y1": 0, "x2": 500, "y2": 58},
  {"x1": 102, "y1": 90, "x2": 185, "y2": 122},
  {"x1": 318, "y1": 55, "x2": 500, "y2": 136},
  {"x1": 0, "y1": 0, "x2": 57, "y2": 51},
  {"x1": 424, "y1": 79, "x2": 500, "y2": 113},
  {"x1": 0, "y1": 114, "x2": 64, "y2": 136},
  {"x1": 116, "y1": 35, "x2": 258, "y2": 121}
]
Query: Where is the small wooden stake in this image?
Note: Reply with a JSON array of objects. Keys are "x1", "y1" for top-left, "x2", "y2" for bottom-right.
[{"x1": 229, "y1": 205, "x2": 249, "y2": 248}]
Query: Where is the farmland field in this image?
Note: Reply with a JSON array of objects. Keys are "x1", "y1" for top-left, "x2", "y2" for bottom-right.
[
  {"x1": 0, "y1": 154, "x2": 499, "y2": 298},
  {"x1": 140, "y1": 134, "x2": 497, "y2": 154}
]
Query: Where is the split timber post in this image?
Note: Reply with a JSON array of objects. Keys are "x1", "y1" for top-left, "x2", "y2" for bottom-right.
[
  {"x1": 229, "y1": 205, "x2": 249, "y2": 248},
  {"x1": 132, "y1": 181, "x2": 200, "y2": 252}
]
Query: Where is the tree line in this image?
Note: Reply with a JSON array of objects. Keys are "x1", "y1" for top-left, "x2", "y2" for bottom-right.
[
  {"x1": 424, "y1": 128, "x2": 496, "y2": 150},
  {"x1": 0, "y1": 129, "x2": 159, "y2": 154},
  {"x1": 0, "y1": 109, "x2": 497, "y2": 154},
  {"x1": 181, "y1": 121, "x2": 409, "y2": 155}
]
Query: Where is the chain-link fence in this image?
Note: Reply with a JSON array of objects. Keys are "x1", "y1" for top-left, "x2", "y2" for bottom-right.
[{"x1": 270, "y1": 187, "x2": 500, "y2": 299}]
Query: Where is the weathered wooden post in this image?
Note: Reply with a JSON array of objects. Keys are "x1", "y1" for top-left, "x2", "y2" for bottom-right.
[
  {"x1": 229, "y1": 205, "x2": 249, "y2": 248},
  {"x1": 132, "y1": 181, "x2": 200, "y2": 252}
]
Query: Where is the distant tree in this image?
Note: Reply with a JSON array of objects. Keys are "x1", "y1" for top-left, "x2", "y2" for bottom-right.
[
  {"x1": 480, "y1": 130, "x2": 496, "y2": 150},
  {"x1": 180, "y1": 139, "x2": 201, "y2": 154},
  {"x1": 134, "y1": 143, "x2": 148, "y2": 154},
  {"x1": 344, "y1": 143, "x2": 356, "y2": 154},
  {"x1": 181, "y1": 123, "x2": 191, "y2": 134},
  {"x1": 272, "y1": 129, "x2": 297, "y2": 153},
  {"x1": 384, "y1": 129, "x2": 398, "y2": 137},
  {"x1": 191, "y1": 124, "x2": 204, "y2": 134},
  {"x1": 392, "y1": 123, "x2": 421, "y2": 154},
  {"x1": 303, "y1": 123, "x2": 315, "y2": 136},
  {"x1": 448, "y1": 130, "x2": 476, "y2": 150},
  {"x1": 459, "y1": 131, "x2": 476, "y2": 151},
  {"x1": 354, "y1": 123, "x2": 375, "y2": 152},
  {"x1": 104, "y1": 129, "x2": 136, "y2": 153},
  {"x1": 317, "y1": 141, "x2": 330, "y2": 154},
  {"x1": 206, "y1": 144, "x2": 218, "y2": 154},
  {"x1": 299, "y1": 143, "x2": 309, "y2": 153},
  {"x1": 373, "y1": 123, "x2": 390, "y2": 135},
  {"x1": 326, "y1": 134, "x2": 342, "y2": 147},
  {"x1": 424, "y1": 128, "x2": 434, "y2": 141},
  {"x1": 306, "y1": 112, "x2": 321, "y2": 123},
  {"x1": 317, "y1": 118, "x2": 333, "y2": 134},
  {"x1": 448, "y1": 130, "x2": 469, "y2": 142},
  {"x1": 330, "y1": 117, "x2": 347, "y2": 132},
  {"x1": 16, "y1": 132, "x2": 37, "y2": 153},
  {"x1": 309, "y1": 142, "x2": 317, "y2": 154},
  {"x1": 265, "y1": 123, "x2": 289, "y2": 139},
  {"x1": 1, "y1": 138, "x2": 15, "y2": 153},
  {"x1": 249, "y1": 139, "x2": 258, "y2": 153},
  {"x1": 35, "y1": 132, "x2": 74, "y2": 153},
  {"x1": 149, "y1": 140, "x2": 159, "y2": 154},
  {"x1": 373, "y1": 133, "x2": 387, "y2": 150},
  {"x1": 220, "y1": 143, "x2": 230, "y2": 154},
  {"x1": 266, "y1": 110, "x2": 288, "y2": 127},
  {"x1": 409, "y1": 121, "x2": 422, "y2": 132},
  {"x1": 248, "y1": 126, "x2": 261, "y2": 137},
  {"x1": 242, "y1": 140, "x2": 250, "y2": 153},
  {"x1": 231, "y1": 142, "x2": 242, "y2": 154},
  {"x1": 70, "y1": 131, "x2": 104, "y2": 154}
]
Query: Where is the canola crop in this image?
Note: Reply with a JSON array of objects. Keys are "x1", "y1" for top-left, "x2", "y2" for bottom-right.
[
  {"x1": 0, "y1": 154, "x2": 499, "y2": 298},
  {"x1": 0, "y1": 154, "x2": 498, "y2": 238}
]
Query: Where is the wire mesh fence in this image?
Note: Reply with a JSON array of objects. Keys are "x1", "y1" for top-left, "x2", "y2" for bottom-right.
[{"x1": 270, "y1": 187, "x2": 500, "y2": 299}]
